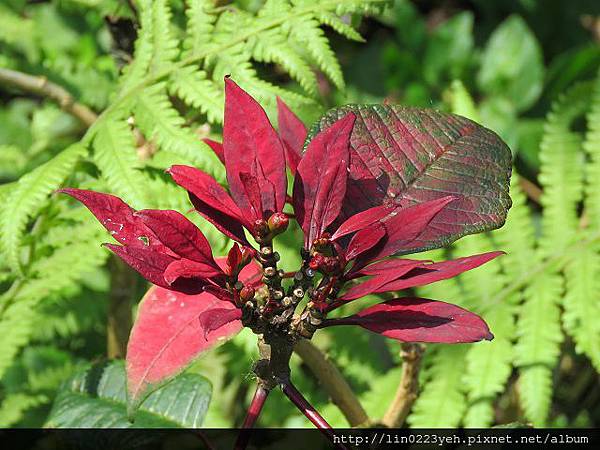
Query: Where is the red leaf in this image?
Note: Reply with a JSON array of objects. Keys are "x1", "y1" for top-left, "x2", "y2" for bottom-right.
[
  {"x1": 168, "y1": 165, "x2": 249, "y2": 244},
  {"x1": 126, "y1": 287, "x2": 242, "y2": 409},
  {"x1": 309, "y1": 105, "x2": 512, "y2": 253},
  {"x1": 323, "y1": 297, "x2": 493, "y2": 343},
  {"x1": 340, "y1": 260, "x2": 425, "y2": 301},
  {"x1": 376, "y1": 251, "x2": 503, "y2": 293},
  {"x1": 163, "y1": 258, "x2": 224, "y2": 285},
  {"x1": 135, "y1": 209, "x2": 216, "y2": 265},
  {"x1": 198, "y1": 307, "x2": 242, "y2": 340},
  {"x1": 344, "y1": 224, "x2": 386, "y2": 261},
  {"x1": 223, "y1": 79, "x2": 286, "y2": 217},
  {"x1": 331, "y1": 204, "x2": 396, "y2": 240},
  {"x1": 239, "y1": 171, "x2": 265, "y2": 220},
  {"x1": 339, "y1": 252, "x2": 503, "y2": 303},
  {"x1": 103, "y1": 243, "x2": 175, "y2": 289},
  {"x1": 277, "y1": 96, "x2": 307, "y2": 174},
  {"x1": 293, "y1": 113, "x2": 356, "y2": 247},
  {"x1": 203, "y1": 138, "x2": 225, "y2": 164},
  {"x1": 373, "y1": 196, "x2": 457, "y2": 259},
  {"x1": 58, "y1": 188, "x2": 165, "y2": 251},
  {"x1": 352, "y1": 258, "x2": 430, "y2": 278}
]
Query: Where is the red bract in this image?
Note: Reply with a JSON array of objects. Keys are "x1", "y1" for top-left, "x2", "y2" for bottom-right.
[{"x1": 58, "y1": 78, "x2": 513, "y2": 433}]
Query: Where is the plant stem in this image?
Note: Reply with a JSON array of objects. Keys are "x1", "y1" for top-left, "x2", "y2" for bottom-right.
[
  {"x1": 294, "y1": 339, "x2": 369, "y2": 427},
  {"x1": 0, "y1": 67, "x2": 98, "y2": 126},
  {"x1": 381, "y1": 343, "x2": 424, "y2": 428},
  {"x1": 282, "y1": 381, "x2": 349, "y2": 450},
  {"x1": 106, "y1": 257, "x2": 138, "y2": 358},
  {"x1": 234, "y1": 383, "x2": 270, "y2": 450},
  {"x1": 241, "y1": 384, "x2": 270, "y2": 428}
]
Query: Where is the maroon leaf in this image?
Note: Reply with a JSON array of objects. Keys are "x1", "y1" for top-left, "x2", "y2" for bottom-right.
[
  {"x1": 277, "y1": 96, "x2": 307, "y2": 174},
  {"x1": 223, "y1": 78, "x2": 287, "y2": 217},
  {"x1": 203, "y1": 138, "x2": 225, "y2": 164},
  {"x1": 371, "y1": 196, "x2": 457, "y2": 259},
  {"x1": 168, "y1": 165, "x2": 249, "y2": 244},
  {"x1": 322, "y1": 298, "x2": 493, "y2": 343},
  {"x1": 126, "y1": 286, "x2": 242, "y2": 409},
  {"x1": 331, "y1": 204, "x2": 396, "y2": 241},
  {"x1": 344, "y1": 224, "x2": 386, "y2": 261},
  {"x1": 163, "y1": 258, "x2": 223, "y2": 285},
  {"x1": 308, "y1": 105, "x2": 512, "y2": 253},
  {"x1": 293, "y1": 113, "x2": 356, "y2": 247},
  {"x1": 198, "y1": 307, "x2": 242, "y2": 340},
  {"x1": 353, "y1": 258, "x2": 431, "y2": 278},
  {"x1": 340, "y1": 260, "x2": 425, "y2": 301},
  {"x1": 103, "y1": 243, "x2": 175, "y2": 289},
  {"x1": 339, "y1": 251, "x2": 503, "y2": 303},
  {"x1": 135, "y1": 209, "x2": 216, "y2": 265},
  {"x1": 58, "y1": 188, "x2": 165, "y2": 251}
]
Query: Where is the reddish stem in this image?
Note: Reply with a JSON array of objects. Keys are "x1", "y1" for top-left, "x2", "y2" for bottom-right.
[
  {"x1": 281, "y1": 381, "x2": 348, "y2": 450},
  {"x1": 234, "y1": 384, "x2": 270, "y2": 450}
]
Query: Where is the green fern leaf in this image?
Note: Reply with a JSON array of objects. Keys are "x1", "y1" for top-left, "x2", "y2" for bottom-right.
[
  {"x1": 184, "y1": 0, "x2": 217, "y2": 56},
  {"x1": 0, "y1": 144, "x2": 87, "y2": 274},
  {"x1": 538, "y1": 83, "x2": 591, "y2": 253},
  {"x1": 119, "y1": 0, "x2": 155, "y2": 91},
  {"x1": 93, "y1": 117, "x2": 150, "y2": 209},
  {"x1": 133, "y1": 84, "x2": 225, "y2": 182},
  {"x1": 317, "y1": 12, "x2": 365, "y2": 42},
  {"x1": 583, "y1": 70, "x2": 600, "y2": 228},
  {"x1": 562, "y1": 239, "x2": 600, "y2": 371},
  {"x1": 515, "y1": 272, "x2": 563, "y2": 426},
  {"x1": 149, "y1": 0, "x2": 179, "y2": 73},
  {"x1": 408, "y1": 345, "x2": 469, "y2": 427},
  {"x1": 0, "y1": 393, "x2": 48, "y2": 427},
  {"x1": 170, "y1": 66, "x2": 224, "y2": 124}
]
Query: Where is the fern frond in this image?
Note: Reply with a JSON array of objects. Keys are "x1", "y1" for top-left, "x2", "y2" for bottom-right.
[
  {"x1": 0, "y1": 296, "x2": 38, "y2": 379},
  {"x1": 133, "y1": 83, "x2": 225, "y2": 181},
  {"x1": 515, "y1": 272, "x2": 563, "y2": 426},
  {"x1": 408, "y1": 345, "x2": 469, "y2": 427},
  {"x1": 170, "y1": 66, "x2": 224, "y2": 124},
  {"x1": 0, "y1": 144, "x2": 87, "y2": 274},
  {"x1": 0, "y1": 393, "x2": 48, "y2": 427},
  {"x1": 538, "y1": 83, "x2": 592, "y2": 253},
  {"x1": 93, "y1": 117, "x2": 150, "y2": 209},
  {"x1": 183, "y1": 0, "x2": 217, "y2": 56},
  {"x1": 494, "y1": 175, "x2": 537, "y2": 280},
  {"x1": 317, "y1": 12, "x2": 365, "y2": 42},
  {"x1": 583, "y1": 70, "x2": 600, "y2": 228},
  {"x1": 289, "y1": 15, "x2": 344, "y2": 89},
  {"x1": 149, "y1": 0, "x2": 179, "y2": 73},
  {"x1": 447, "y1": 79, "x2": 480, "y2": 122},
  {"x1": 119, "y1": 0, "x2": 154, "y2": 91},
  {"x1": 562, "y1": 238, "x2": 600, "y2": 371}
]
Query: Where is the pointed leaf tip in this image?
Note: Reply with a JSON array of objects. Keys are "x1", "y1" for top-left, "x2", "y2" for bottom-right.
[
  {"x1": 224, "y1": 79, "x2": 287, "y2": 218},
  {"x1": 293, "y1": 113, "x2": 357, "y2": 246}
]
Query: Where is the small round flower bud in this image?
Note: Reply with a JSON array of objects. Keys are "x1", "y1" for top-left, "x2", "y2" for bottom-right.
[
  {"x1": 253, "y1": 219, "x2": 270, "y2": 237},
  {"x1": 309, "y1": 254, "x2": 325, "y2": 270},
  {"x1": 240, "y1": 285, "x2": 255, "y2": 301},
  {"x1": 293, "y1": 287, "x2": 304, "y2": 298},
  {"x1": 267, "y1": 212, "x2": 289, "y2": 235},
  {"x1": 263, "y1": 267, "x2": 276, "y2": 277}
]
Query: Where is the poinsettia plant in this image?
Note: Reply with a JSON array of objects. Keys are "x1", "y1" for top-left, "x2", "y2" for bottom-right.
[{"x1": 59, "y1": 78, "x2": 511, "y2": 438}]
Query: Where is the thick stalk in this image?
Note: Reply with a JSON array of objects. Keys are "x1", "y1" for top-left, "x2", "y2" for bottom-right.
[
  {"x1": 294, "y1": 339, "x2": 369, "y2": 427},
  {"x1": 381, "y1": 343, "x2": 424, "y2": 428}
]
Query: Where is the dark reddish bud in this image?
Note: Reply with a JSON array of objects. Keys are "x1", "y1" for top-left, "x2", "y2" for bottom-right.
[
  {"x1": 322, "y1": 256, "x2": 341, "y2": 274},
  {"x1": 240, "y1": 285, "x2": 255, "y2": 302},
  {"x1": 268, "y1": 212, "x2": 289, "y2": 235},
  {"x1": 309, "y1": 254, "x2": 325, "y2": 270},
  {"x1": 312, "y1": 235, "x2": 331, "y2": 251},
  {"x1": 253, "y1": 219, "x2": 270, "y2": 237}
]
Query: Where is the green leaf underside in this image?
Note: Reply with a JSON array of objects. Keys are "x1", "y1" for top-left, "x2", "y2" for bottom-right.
[{"x1": 47, "y1": 361, "x2": 211, "y2": 428}]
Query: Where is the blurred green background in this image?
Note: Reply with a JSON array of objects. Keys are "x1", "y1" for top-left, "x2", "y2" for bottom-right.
[{"x1": 1, "y1": 0, "x2": 599, "y2": 431}]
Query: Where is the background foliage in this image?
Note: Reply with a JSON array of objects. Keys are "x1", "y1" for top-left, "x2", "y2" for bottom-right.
[{"x1": 1, "y1": 0, "x2": 599, "y2": 430}]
